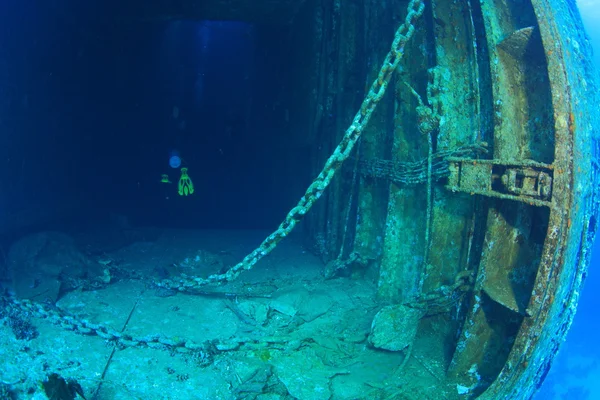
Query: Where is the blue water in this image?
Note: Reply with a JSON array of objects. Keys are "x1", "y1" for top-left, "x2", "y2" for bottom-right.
[{"x1": 537, "y1": 237, "x2": 600, "y2": 399}]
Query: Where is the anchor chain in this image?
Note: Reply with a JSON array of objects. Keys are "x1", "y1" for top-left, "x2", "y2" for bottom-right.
[
  {"x1": 156, "y1": 0, "x2": 426, "y2": 292},
  {"x1": 2, "y1": 296, "x2": 218, "y2": 364}
]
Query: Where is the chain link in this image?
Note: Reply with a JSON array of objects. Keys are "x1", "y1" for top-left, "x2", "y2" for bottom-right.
[
  {"x1": 3, "y1": 296, "x2": 218, "y2": 357},
  {"x1": 357, "y1": 143, "x2": 488, "y2": 185},
  {"x1": 154, "y1": 0, "x2": 425, "y2": 292}
]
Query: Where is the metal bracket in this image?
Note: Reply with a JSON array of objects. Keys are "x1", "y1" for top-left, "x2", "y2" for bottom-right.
[{"x1": 445, "y1": 158, "x2": 553, "y2": 207}]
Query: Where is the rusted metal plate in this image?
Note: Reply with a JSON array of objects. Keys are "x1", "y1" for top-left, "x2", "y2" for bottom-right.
[{"x1": 477, "y1": 0, "x2": 600, "y2": 398}]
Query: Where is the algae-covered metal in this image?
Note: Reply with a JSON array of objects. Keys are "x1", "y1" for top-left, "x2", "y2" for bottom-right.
[{"x1": 305, "y1": 0, "x2": 599, "y2": 398}]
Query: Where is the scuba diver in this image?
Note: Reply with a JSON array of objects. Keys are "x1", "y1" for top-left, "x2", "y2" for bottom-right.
[
  {"x1": 159, "y1": 104, "x2": 195, "y2": 197},
  {"x1": 160, "y1": 149, "x2": 194, "y2": 197}
]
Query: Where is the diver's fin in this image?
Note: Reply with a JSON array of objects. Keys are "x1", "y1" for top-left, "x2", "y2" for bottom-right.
[{"x1": 178, "y1": 168, "x2": 194, "y2": 196}]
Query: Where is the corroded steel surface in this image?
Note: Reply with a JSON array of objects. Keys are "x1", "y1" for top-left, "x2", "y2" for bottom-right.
[{"x1": 479, "y1": 0, "x2": 600, "y2": 398}]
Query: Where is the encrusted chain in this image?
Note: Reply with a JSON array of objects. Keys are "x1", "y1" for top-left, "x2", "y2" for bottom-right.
[
  {"x1": 153, "y1": 0, "x2": 425, "y2": 291},
  {"x1": 4, "y1": 296, "x2": 218, "y2": 360}
]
